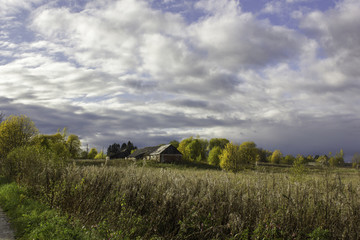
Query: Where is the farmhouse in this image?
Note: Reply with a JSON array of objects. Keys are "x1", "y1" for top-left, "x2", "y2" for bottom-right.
[{"x1": 128, "y1": 144, "x2": 182, "y2": 163}]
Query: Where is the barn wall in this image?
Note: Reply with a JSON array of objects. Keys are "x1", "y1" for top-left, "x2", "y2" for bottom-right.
[{"x1": 160, "y1": 154, "x2": 182, "y2": 163}]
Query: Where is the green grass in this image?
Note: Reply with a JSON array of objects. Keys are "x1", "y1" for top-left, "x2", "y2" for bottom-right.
[{"x1": 0, "y1": 177, "x2": 99, "y2": 240}]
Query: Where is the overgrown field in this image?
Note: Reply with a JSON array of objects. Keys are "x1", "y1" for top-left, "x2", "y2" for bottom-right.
[{"x1": 9, "y1": 161, "x2": 360, "y2": 239}]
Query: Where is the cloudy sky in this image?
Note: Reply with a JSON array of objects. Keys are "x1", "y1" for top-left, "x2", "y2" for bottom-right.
[{"x1": 1, "y1": 0, "x2": 359, "y2": 159}]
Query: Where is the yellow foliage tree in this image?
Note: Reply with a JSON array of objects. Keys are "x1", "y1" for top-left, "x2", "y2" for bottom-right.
[
  {"x1": 219, "y1": 142, "x2": 240, "y2": 171},
  {"x1": 0, "y1": 115, "x2": 38, "y2": 158},
  {"x1": 271, "y1": 150, "x2": 283, "y2": 164}
]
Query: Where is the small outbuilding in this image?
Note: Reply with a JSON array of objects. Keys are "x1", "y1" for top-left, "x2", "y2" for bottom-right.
[{"x1": 128, "y1": 144, "x2": 182, "y2": 163}]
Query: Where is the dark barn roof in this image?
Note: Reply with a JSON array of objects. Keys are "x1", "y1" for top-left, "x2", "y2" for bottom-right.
[{"x1": 128, "y1": 144, "x2": 182, "y2": 159}]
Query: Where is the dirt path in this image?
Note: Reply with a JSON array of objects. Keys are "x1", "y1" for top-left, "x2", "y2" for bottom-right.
[{"x1": 0, "y1": 207, "x2": 14, "y2": 240}]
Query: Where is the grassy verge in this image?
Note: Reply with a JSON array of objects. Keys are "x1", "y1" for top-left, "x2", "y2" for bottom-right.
[{"x1": 0, "y1": 176, "x2": 99, "y2": 240}]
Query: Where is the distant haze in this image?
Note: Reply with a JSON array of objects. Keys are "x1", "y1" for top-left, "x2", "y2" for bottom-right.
[{"x1": 1, "y1": 0, "x2": 359, "y2": 161}]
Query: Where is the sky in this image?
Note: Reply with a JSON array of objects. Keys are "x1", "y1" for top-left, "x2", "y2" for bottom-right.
[{"x1": 1, "y1": 0, "x2": 360, "y2": 160}]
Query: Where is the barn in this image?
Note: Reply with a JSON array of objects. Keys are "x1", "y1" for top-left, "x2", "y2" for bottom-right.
[{"x1": 128, "y1": 144, "x2": 182, "y2": 163}]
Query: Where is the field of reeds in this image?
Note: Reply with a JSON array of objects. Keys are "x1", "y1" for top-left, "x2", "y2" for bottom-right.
[{"x1": 9, "y1": 160, "x2": 358, "y2": 240}]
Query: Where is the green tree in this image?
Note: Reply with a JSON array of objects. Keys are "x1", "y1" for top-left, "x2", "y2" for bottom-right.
[
  {"x1": 185, "y1": 139, "x2": 203, "y2": 162},
  {"x1": 257, "y1": 148, "x2": 271, "y2": 162},
  {"x1": 79, "y1": 150, "x2": 88, "y2": 159},
  {"x1": 352, "y1": 153, "x2": 360, "y2": 169},
  {"x1": 95, "y1": 151, "x2": 106, "y2": 159},
  {"x1": 219, "y1": 142, "x2": 240, "y2": 171},
  {"x1": 316, "y1": 155, "x2": 329, "y2": 167},
  {"x1": 281, "y1": 154, "x2": 295, "y2": 165},
  {"x1": 178, "y1": 137, "x2": 208, "y2": 162},
  {"x1": 208, "y1": 146, "x2": 222, "y2": 167},
  {"x1": 88, "y1": 148, "x2": 98, "y2": 159},
  {"x1": 169, "y1": 140, "x2": 180, "y2": 148},
  {"x1": 178, "y1": 137, "x2": 193, "y2": 158},
  {"x1": 209, "y1": 138, "x2": 229, "y2": 150},
  {"x1": 270, "y1": 150, "x2": 283, "y2": 164},
  {"x1": 66, "y1": 134, "x2": 81, "y2": 159},
  {"x1": 238, "y1": 141, "x2": 258, "y2": 165},
  {"x1": 329, "y1": 149, "x2": 344, "y2": 167},
  {"x1": 0, "y1": 115, "x2": 38, "y2": 159},
  {"x1": 0, "y1": 112, "x2": 4, "y2": 122},
  {"x1": 291, "y1": 154, "x2": 307, "y2": 179}
]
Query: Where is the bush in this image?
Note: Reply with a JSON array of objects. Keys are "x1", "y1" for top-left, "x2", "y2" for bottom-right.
[
  {"x1": 2, "y1": 145, "x2": 68, "y2": 189},
  {"x1": 0, "y1": 182, "x2": 98, "y2": 239}
]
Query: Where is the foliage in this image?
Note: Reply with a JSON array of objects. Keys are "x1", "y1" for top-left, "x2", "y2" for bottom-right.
[
  {"x1": 207, "y1": 146, "x2": 222, "y2": 166},
  {"x1": 0, "y1": 115, "x2": 38, "y2": 159},
  {"x1": 291, "y1": 154, "x2": 307, "y2": 178},
  {"x1": 79, "y1": 150, "x2": 88, "y2": 159},
  {"x1": 257, "y1": 148, "x2": 272, "y2": 162},
  {"x1": 88, "y1": 148, "x2": 98, "y2": 159},
  {"x1": 238, "y1": 141, "x2": 258, "y2": 165},
  {"x1": 95, "y1": 151, "x2": 106, "y2": 159},
  {"x1": 329, "y1": 149, "x2": 345, "y2": 167},
  {"x1": 219, "y1": 142, "x2": 240, "y2": 171},
  {"x1": 352, "y1": 153, "x2": 360, "y2": 169},
  {"x1": 169, "y1": 140, "x2": 179, "y2": 148},
  {"x1": 7, "y1": 164, "x2": 360, "y2": 239},
  {"x1": 316, "y1": 155, "x2": 329, "y2": 167},
  {"x1": 209, "y1": 138, "x2": 229, "y2": 150},
  {"x1": 282, "y1": 154, "x2": 295, "y2": 165},
  {"x1": 270, "y1": 149, "x2": 283, "y2": 164},
  {"x1": 107, "y1": 141, "x2": 137, "y2": 159},
  {"x1": 66, "y1": 134, "x2": 82, "y2": 159},
  {"x1": 219, "y1": 142, "x2": 258, "y2": 171},
  {"x1": 0, "y1": 182, "x2": 99, "y2": 239},
  {"x1": 3, "y1": 144, "x2": 69, "y2": 186},
  {"x1": 31, "y1": 133, "x2": 71, "y2": 161},
  {"x1": 178, "y1": 136, "x2": 208, "y2": 162}
]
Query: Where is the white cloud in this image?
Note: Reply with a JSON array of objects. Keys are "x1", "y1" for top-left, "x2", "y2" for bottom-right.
[
  {"x1": 1, "y1": 0, "x2": 360, "y2": 158},
  {"x1": 189, "y1": 7, "x2": 304, "y2": 70}
]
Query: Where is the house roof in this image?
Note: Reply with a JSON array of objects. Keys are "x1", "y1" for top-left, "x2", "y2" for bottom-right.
[
  {"x1": 150, "y1": 144, "x2": 172, "y2": 155},
  {"x1": 128, "y1": 146, "x2": 158, "y2": 158},
  {"x1": 128, "y1": 144, "x2": 182, "y2": 158}
]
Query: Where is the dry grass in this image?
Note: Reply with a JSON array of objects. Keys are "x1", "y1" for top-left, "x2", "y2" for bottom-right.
[{"x1": 24, "y1": 164, "x2": 360, "y2": 239}]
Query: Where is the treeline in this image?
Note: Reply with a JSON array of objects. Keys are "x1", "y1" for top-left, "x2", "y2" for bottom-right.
[
  {"x1": 172, "y1": 136, "x2": 351, "y2": 171},
  {"x1": 2, "y1": 114, "x2": 360, "y2": 239}
]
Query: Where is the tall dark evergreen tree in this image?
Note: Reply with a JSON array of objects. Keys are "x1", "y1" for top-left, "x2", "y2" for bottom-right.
[{"x1": 107, "y1": 141, "x2": 137, "y2": 159}]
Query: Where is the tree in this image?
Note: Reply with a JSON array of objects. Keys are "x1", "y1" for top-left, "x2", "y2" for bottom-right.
[
  {"x1": 66, "y1": 134, "x2": 81, "y2": 159},
  {"x1": 107, "y1": 141, "x2": 137, "y2": 159},
  {"x1": 107, "y1": 143, "x2": 121, "y2": 159},
  {"x1": 257, "y1": 148, "x2": 272, "y2": 162},
  {"x1": 208, "y1": 146, "x2": 222, "y2": 167},
  {"x1": 0, "y1": 115, "x2": 38, "y2": 158},
  {"x1": 31, "y1": 133, "x2": 70, "y2": 161},
  {"x1": 270, "y1": 150, "x2": 283, "y2": 164},
  {"x1": 209, "y1": 138, "x2": 229, "y2": 150},
  {"x1": 316, "y1": 155, "x2": 329, "y2": 167},
  {"x1": 95, "y1": 151, "x2": 106, "y2": 159},
  {"x1": 282, "y1": 154, "x2": 295, "y2": 165},
  {"x1": 329, "y1": 149, "x2": 345, "y2": 167},
  {"x1": 79, "y1": 150, "x2": 88, "y2": 159},
  {"x1": 352, "y1": 153, "x2": 360, "y2": 169},
  {"x1": 185, "y1": 139, "x2": 203, "y2": 162},
  {"x1": 88, "y1": 148, "x2": 98, "y2": 159},
  {"x1": 169, "y1": 140, "x2": 179, "y2": 148},
  {"x1": 291, "y1": 154, "x2": 307, "y2": 177},
  {"x1": 238, "y1": 141, "x2": 258, "y2": 165},
  {"x1": 178, "y1": 137, "x2": 193, "y2": 159},
  {"x1": 220, "y1": 142, "x2": 240, "y2": 171},
  {"x1": 178, "y1": 137, "x2": 208, "y2": 162}
]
